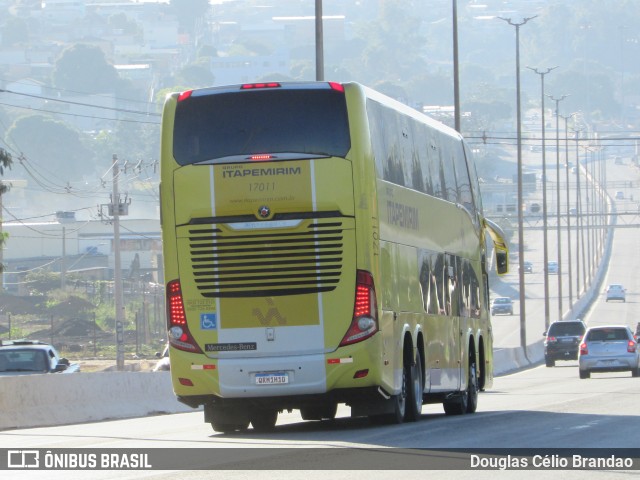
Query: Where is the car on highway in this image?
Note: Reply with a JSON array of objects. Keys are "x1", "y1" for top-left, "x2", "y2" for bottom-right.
[
  {"x1": 615, "y1": 191, "x2": 624, "y2": 200},
  {"x1": 578, "y1": 325, "x2": 639, "y2": 379},
  {"x1": 490, "y1": 297, "x2": 513, "y2": 315},
  {"x1": 605, "y1": 284, "x2": 626, "y2": 302},
  {"x1": 544, "y1": 319, "x2": 587, "y2": 367},
  {"x1": 0, "y1": 340, "x2": 80, "y2": 376},
  {"x1": 520, "y1": 261, "x2": 533, "y2": 273},
  {"x1": 547, "y1": 261, "x2": 559, "y2": 274},
  {"x1": 153, "y1": 343, "x2": 170, "y2": 372}
]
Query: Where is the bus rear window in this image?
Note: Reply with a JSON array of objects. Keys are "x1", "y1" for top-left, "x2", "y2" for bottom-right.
[{"x1": 173, "y1": 88, "x2": 351, "y2": 165}]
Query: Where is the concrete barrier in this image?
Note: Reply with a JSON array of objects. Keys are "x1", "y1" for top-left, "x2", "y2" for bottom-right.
[{"x1": 0, "y1": 371, "x2": 192, "y2": 431}]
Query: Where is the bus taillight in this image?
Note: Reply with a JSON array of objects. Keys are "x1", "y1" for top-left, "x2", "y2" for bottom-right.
[
  {"x1": 177, "y1": 90, "x2": 193, "y2": 102},
  {"x1": 249, "y1": 154, "x2": 274, "y2": 161},
  {"x1": 340, "y1": 270, "x2": 379, "y2": 347},
  {"x1": 241, "y1": 82, "x2": 281, "y2": 89},
  {"x1": 166, "y1": 280, "x2": 203, "y2": 353}
]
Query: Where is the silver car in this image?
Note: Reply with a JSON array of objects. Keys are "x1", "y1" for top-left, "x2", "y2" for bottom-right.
[
  {"x1": 578, "y1": 325, "x2": 640, "y2": 379},
  {"x1": 605, "y1": 284, "x2": 626, "y2": 302}
]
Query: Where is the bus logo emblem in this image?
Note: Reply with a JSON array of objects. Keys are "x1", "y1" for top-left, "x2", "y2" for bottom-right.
[{"x1": 258, "y1": 205, "x2": 271, "y2": 218}]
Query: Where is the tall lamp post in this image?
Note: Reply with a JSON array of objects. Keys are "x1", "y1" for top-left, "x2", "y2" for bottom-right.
[
  {"x1": 547, "y1": 93, "x2": 568, "y2": 321},
  {"x1": 560, "y1": 113, "x2": 576, "y2": 307},
  {"x1": 315, "y1": 0, "x2": 324, "y2": 81},
  {"x1": 527, "y1": 65, "x2": 557, "y2": 331},
  {"x1": 453, "y1": 0, "x2": 461, "y2": 132},
  {"x1": 571, "y1": 127, "x2": 585, "y2": 297},
  {"x1": 498, "y1": 15, "x2": 536, "y2": 350}
]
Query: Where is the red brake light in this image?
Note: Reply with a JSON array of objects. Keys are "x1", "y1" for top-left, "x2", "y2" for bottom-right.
[
  {"x1": 340, "y1": 270, "x2": 378, "y2": 347},
  {"x1": 166, "y1": 280, "x2": 202, "y2": 353},
  {"x1": 580, "y1": 342, "x2": 588, "y2": 355},
  {"x1": 627, "y1": 340, "x2": 637, "y2": 353},
  {"x1": 329, "y1": 82, "x2": 344, "y2": 92},
  {"x1": 249, "y1": 154, "x2": 274, "y2": 161},
  {"x1": 241, "y1": 82, "x2": 281, "y2": 89},
  {"x1": 546, "y1": 336, "x2": 557, "y2": 343},
  {"x1": 177, "y1": 90, "x2": 193, "y2": 102}
]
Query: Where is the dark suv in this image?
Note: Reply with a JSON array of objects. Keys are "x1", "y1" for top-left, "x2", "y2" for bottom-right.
[{"x1": 544, "y1": 320, "x2": 587, "y2": 367}]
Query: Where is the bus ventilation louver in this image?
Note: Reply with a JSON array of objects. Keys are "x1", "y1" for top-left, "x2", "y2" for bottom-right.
[{"x1": 188, "y1": 221, "x2": 344, "y2": 298}]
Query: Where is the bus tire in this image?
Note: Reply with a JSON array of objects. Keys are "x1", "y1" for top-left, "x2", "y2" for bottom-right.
[
  {"x1": 210, "y1": 419, "x2": 250, "y2": 433},
  {"x1": 370, "y1": 360, "x2": 409, "y2": 425},
  {"x1": 300, "y1": 403, "x2": 338, "y2": 421},
  {"x1": 443, "y1": 357, "x2": 478, "y2": 415},
  {"x1": 208, "y1": 405, "x2": 250, "y2": 433},
  {"x1": 250, "y1": 409, "x2": 278, "y2": 432},
  {"x1": 405, "y1": 350, "x2": 423, "y2": 422},
  {"x1": 466, "y1": 359, "x2": 479, "y2": 413},
  {"x1": 389, "y1": 362, "x2": 408, "y2": 423}
]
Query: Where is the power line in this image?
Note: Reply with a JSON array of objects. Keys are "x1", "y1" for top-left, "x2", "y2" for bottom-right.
[
  {"x1": 0, "y1": 101, "x2": 160, "y2": 125},
  {"x1": 0, "y1": 88, "x2": 160, "y2": 117},
  {"x1": 0, "y1": 75, "x2": 158, "y2": 108}
]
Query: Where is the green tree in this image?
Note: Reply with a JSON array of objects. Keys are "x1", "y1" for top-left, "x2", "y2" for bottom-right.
[
  {"x1": 169, "y1": 0, "x2": 210, "y2": 33},
  {"x1": 1, "y1": 17, "x2": 29, "y2": 46},
  {"x1": 352, "y1": 0, "x2": 427, "y2": 85},
  {"x1": 175, "y1": 62, "x2": 215, "y2": 88},
  {"x1": 52, "y1": 44, "x2": 120, "y2": 94},
  {"x1": 5, "y1": 115, "x2": 94, "y2": 180},
  {"x1": 107, "y1": 13, "x2": 141, "y2": 36}
]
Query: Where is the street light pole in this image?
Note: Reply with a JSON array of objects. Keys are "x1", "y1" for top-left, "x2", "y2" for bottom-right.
[
  {"x1": 547, "y1": 93, "x2": 568, "y2": 321},
  {"x1": 560, "y1": 113, "x2": 575, "y2": 307},
  {"x1": 527, "y1": 65, "x2": 557, "y2": 331},
  {"x1": 571, "y1": 127, "x2": 584, "y2": 297},
  {"x1": 315, "y1": 0, "x2": 324, "y2": 81},
  {"x1": 498, "y1": 15, "x2": 536, "y2": 350},
  {"x1": 453, "y1": 0, "x2": 461, "y2": 132}
]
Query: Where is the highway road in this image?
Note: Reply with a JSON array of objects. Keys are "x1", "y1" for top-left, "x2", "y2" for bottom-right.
[
  {"x1": 1, "y1": 357, "x2": 638, "y2": 479},
  {"x1": 1, "y1": 152, "x2": 638, "y2": 480},
  {"x1": 490, "y1": 148, "x2": 639, "y2": 350}
]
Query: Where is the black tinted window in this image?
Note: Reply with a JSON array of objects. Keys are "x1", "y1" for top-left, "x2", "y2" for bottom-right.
[
  {"x1": 587, "y1": 328, "x2": 629, "y2": 342},
  {"x1": 548, "y1": 322, "x2": 585, "y2": 336},
  {"x1": 173, "y1": 88, "x2": 351, "y2": 165}
]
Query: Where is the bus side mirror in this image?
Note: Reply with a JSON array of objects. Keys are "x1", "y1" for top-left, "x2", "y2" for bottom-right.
[
  {"x1": 483, "y1": 218, "x2": 509, "y2": 276},
  {"x1": 495, "y1": 248, "x2": 508, "y2": 275}
]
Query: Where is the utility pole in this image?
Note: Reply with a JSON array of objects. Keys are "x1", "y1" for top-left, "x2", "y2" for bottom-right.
[
  {"x1": 527, "y1": 65, "x2": 557, "y2": 331},
  {"x1": 453, "y1": 0, "x2": 461, "y2": 132},
  {"x1": 315, "y1": 0, "x2": 324, "y2": 81},
  {"x1": 498, "y1": 15, "x2": 536, "y2": 350},
  {"x1": 547, "y1": 93, "x2": 569, "y2": 321},
  {"x1": 112, "y1": 154, "x2": 125, "y2": 371},
  {"x1": 61, "y1": 227, "x2": 66, "y2": 290}
]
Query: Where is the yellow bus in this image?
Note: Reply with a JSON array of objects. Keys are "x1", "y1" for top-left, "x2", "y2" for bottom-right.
[{"x1": 160, "y1": 81, "x2": 508, "y2": 433}]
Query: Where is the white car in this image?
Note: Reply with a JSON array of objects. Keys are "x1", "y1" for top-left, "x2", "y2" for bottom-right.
[
  {"x1": 615, "y1": 191, "x2": 624, "y2": 200},
  {"x1": 547, "y1": 261, "x2": 559, "y2": 274},
  {"x1": 605, "y1": 284, "x2": 626, "y2": 302}
]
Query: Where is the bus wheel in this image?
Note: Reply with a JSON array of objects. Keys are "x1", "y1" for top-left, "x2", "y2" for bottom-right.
[
  {"x1": 370, "y1": 363, "x2": 408, "y2": 425},
  {"x1": 405, "y1": 350, "x2": 423, "y2": 422},
  {"x1": 208, "y1": 405, "x2": 250, "y2": 433},
  {"x1": 466, "y1": 360, "x2": 479, "y2": 413},
  {"x1": 250, "y1": 410, "x2": 278, "y2": 432},
  {"x1": 300, "y1": 403, "x2": 338, "y2": 421},
  {"x1": 443, "y1": 358, "x2": 477, "y2": 415},
  {"x1": 210, "y1": 419, "x2": 250, "y2": 433}
]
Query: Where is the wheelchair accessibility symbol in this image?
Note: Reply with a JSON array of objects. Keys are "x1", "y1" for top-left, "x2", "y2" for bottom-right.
[{"x1": 200, "y1": 313, "x2": 217, "y2": 330}]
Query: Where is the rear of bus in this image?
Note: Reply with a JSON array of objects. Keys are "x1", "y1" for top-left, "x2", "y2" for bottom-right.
[{"x1": 160, "y1": 82, "x2": 382, "y2": 428}]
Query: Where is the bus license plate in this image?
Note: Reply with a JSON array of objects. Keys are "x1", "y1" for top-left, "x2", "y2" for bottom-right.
[{"x1": 255, "y1": 373, "x2": 289, "y2": 385}]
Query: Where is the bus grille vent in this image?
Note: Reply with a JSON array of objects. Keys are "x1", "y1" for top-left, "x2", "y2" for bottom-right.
[{"x1": 188, "y1": 222, "x2": 344, "y2": 297}]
